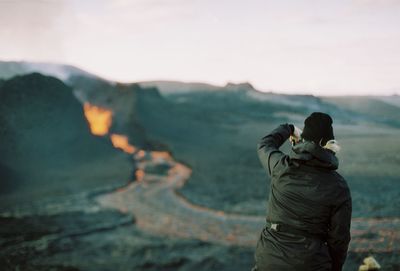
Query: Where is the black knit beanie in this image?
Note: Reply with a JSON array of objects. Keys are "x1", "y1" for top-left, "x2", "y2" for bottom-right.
[{"x1": 301, "y1": 112, "x2": 334, "y2": 146}]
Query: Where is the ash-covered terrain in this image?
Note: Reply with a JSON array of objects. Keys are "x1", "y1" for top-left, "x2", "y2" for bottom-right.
[{"x1": 0, "y1": 61, "x2": 399, "y2": 270}]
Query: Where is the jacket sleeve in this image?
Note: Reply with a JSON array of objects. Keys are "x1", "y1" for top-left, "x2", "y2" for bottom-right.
[
  {"x1": 257, "y1": 124, "x2": 293, "y2": 176},
  {"x1": 327, "y1": 196, "x2": 352, "y2": 271}
]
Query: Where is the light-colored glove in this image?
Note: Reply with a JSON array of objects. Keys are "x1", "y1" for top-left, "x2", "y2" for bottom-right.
[
  {"x1": 358, "y1": 256, "x2": 381, "y2": 271},
  {"x1": 290, "y1": 125, "x2": 302, "y2": 146}
]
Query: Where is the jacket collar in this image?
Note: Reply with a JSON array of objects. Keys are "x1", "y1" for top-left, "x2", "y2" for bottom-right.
[{"x1": 289, "y1": 141, "x2": 339, "y2": 170}]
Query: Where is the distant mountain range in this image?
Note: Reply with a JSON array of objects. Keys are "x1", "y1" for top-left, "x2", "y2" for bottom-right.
[
  {"x1": 1, "y1": 60, "x2": 398, "y2": 96},
  {"x1": 1, "y1": 60, "x2": 400, "y2": 141}
]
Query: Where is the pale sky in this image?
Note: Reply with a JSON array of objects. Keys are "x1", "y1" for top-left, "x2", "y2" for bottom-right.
[{"x1": 1, "y1": 0, "x2": 400, "y2": 95}]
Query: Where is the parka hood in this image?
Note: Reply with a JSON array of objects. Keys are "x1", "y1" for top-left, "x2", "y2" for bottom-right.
[{"x1": 289, "y1": 141, "x2": 339, "y2": 170}]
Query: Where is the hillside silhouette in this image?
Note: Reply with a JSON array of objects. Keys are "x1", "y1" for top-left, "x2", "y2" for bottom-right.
[{"x1": 0, "y1": 73, "x2": 131, "y2": 206}]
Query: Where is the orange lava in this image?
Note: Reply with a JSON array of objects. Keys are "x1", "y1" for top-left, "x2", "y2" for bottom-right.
[
  {"x1": 151, "y1": 151, "x2": 171, "y2": 160},
  {"x1": 110, "y1": 134, "x2": 136, "y2": 154},
  {"x1": 135, "y1": 169, "x2": 145, "y2": 181},
  {"x1": 136, "y1": 150, "x2": 146, "y2": 159},
  {"x1": 83, "y1": 103, "x2": 113, "y2": 136}
]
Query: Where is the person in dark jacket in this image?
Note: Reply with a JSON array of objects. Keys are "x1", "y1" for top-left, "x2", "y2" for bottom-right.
[{"x1": 252, "y1": 112, "x2": 352, "y2": 271}]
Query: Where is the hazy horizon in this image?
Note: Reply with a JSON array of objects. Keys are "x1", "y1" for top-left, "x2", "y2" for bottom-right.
[
  {"x1": 1, "y1": 0, "x2": 400, "y2": 96},
  {"x1": 1, "y1": 58, "x2": 400, "y2": 97}
]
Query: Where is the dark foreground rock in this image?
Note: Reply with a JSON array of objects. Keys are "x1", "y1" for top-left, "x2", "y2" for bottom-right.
[
  {"x1": 0, "y1": 210, "x2": 398, "y2": 271},
  {"x1": 0, "y1": 210, "x2": 254, "y2": 271}
]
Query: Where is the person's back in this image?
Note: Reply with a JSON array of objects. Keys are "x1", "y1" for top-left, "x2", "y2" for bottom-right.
[{"x1": 253, "y1": 112, "x2": 352, "y2": 271}]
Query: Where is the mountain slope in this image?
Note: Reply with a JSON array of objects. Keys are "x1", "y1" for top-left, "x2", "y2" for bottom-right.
[
  {"x1": 322, "y1": 96, "x2": 400, "y2": 127},
  {"x1": 0, "y1": 73, "x2": 131, "y2": 206},
  {"x1": 0, "y1": 61, "x2": 96, "y2": 81}
]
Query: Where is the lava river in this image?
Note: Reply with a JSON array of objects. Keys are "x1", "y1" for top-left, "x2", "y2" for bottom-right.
[
  {"x1": 95, "y1": 148, "x2": 399, "y2": 253},
  {"x1": 84, "y1": 103, "x2": 399, "y2": 253}
]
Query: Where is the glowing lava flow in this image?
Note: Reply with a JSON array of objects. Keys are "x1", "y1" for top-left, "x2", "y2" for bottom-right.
[
  {"x1": 83, "y1": 102, "x2": 113, "y2": 136},
  {"x1": 110, "y1": 134, "x2": 136, "y2": 154},
  {"x1": 83, "y1": 102, "x2": 136, "y2": 154}
]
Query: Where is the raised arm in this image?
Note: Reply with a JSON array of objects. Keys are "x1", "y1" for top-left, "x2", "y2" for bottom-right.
[{"x1": 257, "y1": 123, "x2": 293, "y2": 176}]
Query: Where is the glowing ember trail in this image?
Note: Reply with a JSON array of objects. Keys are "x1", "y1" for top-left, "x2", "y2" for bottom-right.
[
  {"x1": 83, "y1": 103, "x2": 135, "y2": 154},
  {"x1": 151, "y1": 151, "x2": 171, "y2": 160},
  {"x1": 110, "y1": 134, "x2": 136, "y2": 154},
  {"x1": 135, "y1": 169, "x2": 145, "y2": 181},
  {"x1": 83, "y1": 102, "x2": 113, "y2": 135}
]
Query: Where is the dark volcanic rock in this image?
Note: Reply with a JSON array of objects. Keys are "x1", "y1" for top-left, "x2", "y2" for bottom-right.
[
  {"x1": 0, "y1": 220, "x2": 255, "y2": 271},
  {"x1": 0, "y1": 73, "x2": 131, "y2": 205},
  {"x1": 0, "y1": 211, "x2": 134, "y2": 271},
  {"x1": 0, "y1": 211, "x2": 133, "y2": 246}
]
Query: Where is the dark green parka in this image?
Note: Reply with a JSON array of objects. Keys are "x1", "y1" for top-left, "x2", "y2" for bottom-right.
[{"x1": 253, "y1": 124, "x2": 352, "y2": 271}]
